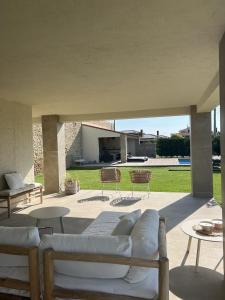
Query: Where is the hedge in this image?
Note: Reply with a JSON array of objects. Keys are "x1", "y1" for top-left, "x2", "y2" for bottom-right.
[
  {"x1": 156, "y1": 134, "x2": 220, "y2": 157},
  {"x1": 156, "y1": 136, "x2": 190, "y2": 157}
]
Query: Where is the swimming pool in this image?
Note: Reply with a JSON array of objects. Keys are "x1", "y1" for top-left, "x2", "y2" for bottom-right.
[{"x1": 178, "y1": 158, "x2": 191, "y2": 165}]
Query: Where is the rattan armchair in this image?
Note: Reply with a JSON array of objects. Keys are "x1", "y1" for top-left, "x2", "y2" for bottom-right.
[
  {"x1": 100, "y1": 167, "x2": 121, "y2": 196},
  {"x1": 129, "y1": 169, "x2": 151, "y2": 197}
]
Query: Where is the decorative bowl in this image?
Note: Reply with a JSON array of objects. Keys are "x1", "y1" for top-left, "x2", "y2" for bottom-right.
[{"x1": 199, "y1": 221, "x2": 214, "y2": 232}]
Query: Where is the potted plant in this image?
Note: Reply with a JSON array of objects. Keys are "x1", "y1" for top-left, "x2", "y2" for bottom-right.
[{"x1": 64, "y1": 175, "x2": 80, "y2": 195}]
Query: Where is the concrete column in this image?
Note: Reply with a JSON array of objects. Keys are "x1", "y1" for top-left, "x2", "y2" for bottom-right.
[
  {"x1": 120, "y1": 134, "x2": 127, "y2": 163},
  {"x1": 42, "y1": 115, "x2": 66, "y2": 194},
  {"x1": 190, "y1": 105, "x2": 213, "y2": 198},
  {"x1": 219, "y1": 32, "x2": 225, "y2": 275}
]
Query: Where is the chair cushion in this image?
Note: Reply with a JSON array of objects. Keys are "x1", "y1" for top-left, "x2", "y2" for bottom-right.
[
  {"x1": 4, "y1": 173, "x2": 25, "y2": 190},
  {"x1": 40, "y1": 234, "x2": 132, "y2": 279},
  {"x1": 0, "y1": 227, "x2": 40, "y2": 267},
  {"x1": 82, "y1": 211, "x2": 124, "y2": 236},
  {"x1": 0, "y1": 184, "x2": 35, "y2": 197},
  {"x1": 0, "y1": 267, "x2": 29, "y2": 297},
  {"x1": 124, "y1": 209, "x2": 159, "y2": 283},
  {"x1": 54, "y1": 268, "x2": 158, "y2": 299},
  {"x1": 112, "y1": 209, "x2": 141, "y2": 235}
]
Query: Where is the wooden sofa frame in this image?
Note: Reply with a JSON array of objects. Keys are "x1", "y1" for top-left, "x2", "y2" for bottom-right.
[
  {"x1": 43, "y1": 217, "x2": 169, "y2": 300},
  {"x1": 0, "y1": 185, "x2": 43, "y2": 218},
  {"x1": 0, "y1": 245, "x2": 40, "y2": 300}
]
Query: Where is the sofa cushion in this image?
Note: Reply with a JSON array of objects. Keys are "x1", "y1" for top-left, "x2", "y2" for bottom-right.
[
  {"x1": 124, "y1": 209, "x2": 159, "y2": 283},
  {"x1": 119, "y1": 209, "x2": 141, "y2": 221},
  {"x1": 82, "y1": 211, "x2": 125, "y2": 236},
  {"x1": 0, "y1": 184, "x2": 36, "y2": 197},
  {"x1": 0, "y1": 227, "x2": 40, "y2": 267},
  {"x1": 54, "y1": 268, "x2": 158, "y2": 300},
  {"x1": 0, "y1": 267, "x2": 29, "y2": 297},
  {"x1": 4, "y1": 173, "x2": 25, "y2": 190},
  {"x1": 40, "y1": 234, "x2": 132, "y2": 279},
  {"x1": 112, "y1": 209, "x2": 141, "y2": 235}
]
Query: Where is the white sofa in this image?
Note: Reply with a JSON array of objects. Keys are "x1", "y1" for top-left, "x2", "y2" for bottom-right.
[
  {"x1": 42, "y1": 209, "x2": 168, "y2": 300},
  {"x1": 0, "y1": 209, "x2": 169, "y2": 300}
]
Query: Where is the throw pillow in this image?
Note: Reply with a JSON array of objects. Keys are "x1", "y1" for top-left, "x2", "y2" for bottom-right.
[
  {"x1": 4, "y1": 173, "x2": 25, "y2": 189},
  {"x1": 112, "y1": 209, "x2": 142, "y2": 235}
]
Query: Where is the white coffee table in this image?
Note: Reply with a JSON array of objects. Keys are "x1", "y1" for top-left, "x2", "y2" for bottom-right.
[
  {"x1": 30, "y1": 206, "x2": 70, "y2": 233},
  {"x1": 181, "y1": 219, "x2": 223, "y2": 269}
]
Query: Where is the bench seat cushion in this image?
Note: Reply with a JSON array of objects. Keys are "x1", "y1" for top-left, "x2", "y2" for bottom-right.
[
  {"x1": 82, "y1": 211, "x2": 127, "y2": 236},
  {"x1": 0, "y1": 184, "x2": 36, "y2": 197},
  {"x1": 54, "y1": 268, "x2": 158, "y2": 299}
]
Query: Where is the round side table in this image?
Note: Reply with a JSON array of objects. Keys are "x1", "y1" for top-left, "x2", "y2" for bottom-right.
[
  {"x1": 30, "y1": 206, "x2": 70, "y2": 233},
  {"x1": 181, "y1": 219, "x2": 223, "y2": 269}
]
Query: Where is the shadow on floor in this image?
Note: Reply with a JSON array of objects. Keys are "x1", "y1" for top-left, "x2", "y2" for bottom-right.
[
  {"x1": 78, "y1": 196, "x2": 110, "y2": 203},
  {"x1": 110, "y1": 197, "x2": 141, "y2": 207},
  {"x1": 170, "y1": 266, "x2": 225, "y2": 300},
  {"x1": 159, "y1": 194, "x2": 209, "y2": 232},
  {"x1": 0, "y1": 214, "x2": 94, "y2": 234}
]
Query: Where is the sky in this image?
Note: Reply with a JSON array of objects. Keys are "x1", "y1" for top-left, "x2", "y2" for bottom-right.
[{"x1": 115, "y1": 106, "x2": 220, "y2": 136}]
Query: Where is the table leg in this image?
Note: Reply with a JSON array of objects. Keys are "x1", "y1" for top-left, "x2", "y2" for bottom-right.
[
  {"x1": 60, "y1": 217, "x2": 64, "y2": 233},
  {"x1": 187, "y1": 236, "x2": 192, "y2": 254},
  {"x1": 36, "y1": 219, "x2": 40, "y2": 227},
  {"x1": 195, "y1": 239, "x2": 201, "y2": 268}
]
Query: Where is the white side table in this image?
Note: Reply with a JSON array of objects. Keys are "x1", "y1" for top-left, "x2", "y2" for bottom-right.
[
  {"x1": 30, "y1": 206, "x2": 70, "y2": 233},
  {"x1": 181, "y1": 219, "x2": 223, "y2": 269}
]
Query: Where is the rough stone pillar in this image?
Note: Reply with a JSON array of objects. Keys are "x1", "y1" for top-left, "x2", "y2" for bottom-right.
[
  {"x1": 190, "y1": 105, "x2": 213, "y2": 198},
  {"x1": 120, "y1": 134, "x2": 127, "y2": 163},
  {"x1": 219, "y1": 32, "x2": 225, "y2": 275},
  {"x1": 42, "y1": 115, "x2": 66, "y2": 194}
]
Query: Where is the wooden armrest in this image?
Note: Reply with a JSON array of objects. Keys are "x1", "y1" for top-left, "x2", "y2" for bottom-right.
[
  {"x1": 45, "y1": 250, "x2": 160, "y2": 268},
  {"x1": 0, "y1": 245, "x2": 38, "y2": 256}
]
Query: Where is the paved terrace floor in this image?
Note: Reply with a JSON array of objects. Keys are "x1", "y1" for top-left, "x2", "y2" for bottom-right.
[{"x1": 0, "y1": 190, "x2": 223, "y2": 300}]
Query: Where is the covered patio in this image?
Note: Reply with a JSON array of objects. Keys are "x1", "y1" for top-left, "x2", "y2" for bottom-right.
[{"x1": 0, "y1": 1, "x2": 225, "y2": 299}]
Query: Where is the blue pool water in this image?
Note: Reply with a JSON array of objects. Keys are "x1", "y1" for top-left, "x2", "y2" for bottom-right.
[{"x1": 178, "y1": 158, "x2": 191, "y2": 165}]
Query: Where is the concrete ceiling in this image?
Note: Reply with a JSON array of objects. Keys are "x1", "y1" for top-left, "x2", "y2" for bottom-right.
[{"x1": 0, "y1": 0, "x2": 225, "y2": 120}]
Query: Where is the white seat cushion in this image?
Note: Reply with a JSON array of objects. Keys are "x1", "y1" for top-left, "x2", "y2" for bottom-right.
[
  {"x1": 0, "y1": 267, "x2": 29, "y2": 297},
  {"x1": 125, "y1": 209, "x2": 159, "y2": 283},
  {"x1": 82, "y1": 211, "x2": 125, "y2": 236},
  {"x1": 0, "y1": 227, "x2": 40, "y2": 267},
  {"x1": 0, "y1": 184, "x2": 35, "y2": 197},
  {"x1": 4, "y1": 173, "x2": 25, "y2": 190},
  {"x1": 54, "y1": 268, "x2": 158, "y2": 299},
  {"x1": 40, "y1": 234, "x2": 132, "y2": 279}
]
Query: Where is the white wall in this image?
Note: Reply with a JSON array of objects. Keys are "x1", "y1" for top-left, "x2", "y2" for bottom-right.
[
  {"x1": 82, "y1": 126, "x2": 120, "y2": 162},
  {"x1": 0, "y1": 99, "x2": 34, "y2": 189}
]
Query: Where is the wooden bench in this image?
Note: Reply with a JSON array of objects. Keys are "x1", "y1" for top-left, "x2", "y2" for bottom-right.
[{"x1": 0, "y1": 184, "x2": 43, "y2": 218}]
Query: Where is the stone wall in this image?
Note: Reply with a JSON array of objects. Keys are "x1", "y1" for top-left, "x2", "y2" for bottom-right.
[
  {"x1": 33, "y1": 123, "x2": 43, "y2": 175},
  {"x1": 65, "y1": 122, "x2": 82, "y2": 169},
  {"x1": 33, "y1": 120, "x2": 112, "y2": 174}
]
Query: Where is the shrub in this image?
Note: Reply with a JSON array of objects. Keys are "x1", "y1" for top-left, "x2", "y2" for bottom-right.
[{"x1": 157, "y1": 136, "x2": 190, "y2": 157}]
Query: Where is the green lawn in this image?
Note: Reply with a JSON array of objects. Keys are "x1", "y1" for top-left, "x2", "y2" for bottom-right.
[{"x1": 35, "y1": 167, "x2": 222, "y2": 205}]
